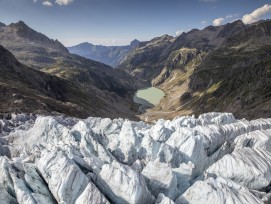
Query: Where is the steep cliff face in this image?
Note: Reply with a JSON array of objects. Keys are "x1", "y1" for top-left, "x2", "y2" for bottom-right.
[{"x1": 119, "y1": 19, "x2": 271, "y2": 121}]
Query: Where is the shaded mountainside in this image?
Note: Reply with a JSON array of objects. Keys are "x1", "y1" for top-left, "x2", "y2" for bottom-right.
[
  {"x1": 0, "y1": 20, "x2": 147, "y2": 119},
  {"x1": 0, "y1": 45, "x2": 139, "y2": 119},
  {"x1": 0, "y1": 21, "x2": 143, "y2": 95},
  {"x1": 68, "y1": 39, "x2": 140, "y2": 67},
  {"x1": 119, "y1": 19, "x2": 271, "y2": 121}
]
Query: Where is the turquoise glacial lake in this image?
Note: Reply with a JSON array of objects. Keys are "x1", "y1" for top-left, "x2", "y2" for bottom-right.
[{"x1": 133, "y1": 87, "x2": 165, "y2": 107}]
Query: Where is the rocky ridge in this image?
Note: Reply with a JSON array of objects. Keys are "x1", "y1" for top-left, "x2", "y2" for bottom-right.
[{"x1": 0, "y1": 112, "x2": 271, "y2": 203}]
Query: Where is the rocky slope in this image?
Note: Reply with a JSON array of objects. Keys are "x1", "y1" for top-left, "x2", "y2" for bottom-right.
[
  {"x1": 0, "y1": 112, "x2": 271, "y2": 203},
  {"x1": 0, "y1": 45, "x2": 138, "y2": 119},
  {"x1": 0, "y1": 21, "x2": 69, "y2": 68},
  {"x1": 119, "y1": 19, "x2": 271, "y2": 121},
  {"x1": 68, "y1": 39, "x2": 140, "y2": 67}
]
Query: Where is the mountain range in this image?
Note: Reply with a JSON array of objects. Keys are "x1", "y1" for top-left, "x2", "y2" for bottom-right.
[
  {"x1": 0, "y1": 19, "x2": 271, "y2": 122},
  {"x1": 68, "y1": 39, "x2": 140, "y2": 67},
  {"x1": 118, "y1": 19, "x2": 271, "y2": 121}
]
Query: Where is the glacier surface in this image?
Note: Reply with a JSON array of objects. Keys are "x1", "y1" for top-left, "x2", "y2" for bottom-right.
[{"x1": 0, "y1": 112, "x2": 271, "y2": 204}]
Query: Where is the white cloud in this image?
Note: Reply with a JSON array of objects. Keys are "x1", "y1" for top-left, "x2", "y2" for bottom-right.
[
  {"x1": 212, "y1": 13, "x2": 239, "y2": 26},
  {"x1": 213, "y1": 17, "x2": 224, "y2": 26},
  {"x1": 55, "y1": 0, "x2": 73, "y2": 5},
  {"x1": 42, "y1": 1, "x2": 53, "y2": 7},
  {"x1": 242, "y1": 4, "x2": 271, "y2": 24},
  {"x1": 33, "y1": 0, "x2": 74, "y2": 6},
  {"x1": 201, "y1": 20, "x2": 207, "y2": 25},
  {"x1": 175, "y1": 30, "x2": 183, "y2": 36}
]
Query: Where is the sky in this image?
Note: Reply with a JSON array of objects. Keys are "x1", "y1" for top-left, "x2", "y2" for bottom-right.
[{"x1": 0, "y1": 0, "x2": 271, "y2": 46}]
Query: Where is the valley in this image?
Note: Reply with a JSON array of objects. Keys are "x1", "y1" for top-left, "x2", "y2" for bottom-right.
[
  {"x1": 0, "y1": 21, "x2": 146, "y2": 120},
  {"x1": 117, "y1": 19, "x2": 271, "y2": 121},
  {"x1": 0, "y1": 1, "x2": 271, "y2": 203},
  {"x1": 1, "y1": 19, "x2": 271, "y2": 123}
]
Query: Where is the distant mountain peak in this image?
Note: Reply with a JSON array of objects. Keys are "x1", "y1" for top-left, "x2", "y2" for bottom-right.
[
  {"x1": 232, "y1": 19, "x2": 244, "y2": 25},
  {"x1": 17, "y1": 20, "x2": 27, "y2": 26},
  {"x1": 10, "y1": 21, "x2": 30, "y2": 30},
  {"x1": 80, "y1": 42, "x2": 94, "y2": 46},
  {"x1": 0, "y1": 22, "x2": 6, "y2": 27},
  {"x1": 130, "y1": 39, "x2": 140, "y2": 47},
  {"x1": 5, "y1": 21, "x2": 69, "y2": 53},
  {"x1": 68, "y1": 40, "x2": 142, "y2": 67}
]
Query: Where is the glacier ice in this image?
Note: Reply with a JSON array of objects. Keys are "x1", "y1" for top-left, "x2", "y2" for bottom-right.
[
  {"x1": 0, "y1": 112, "x2": 271, "y2": 203},
  {"x1": 175, "y1": 177, "x2": 265, "y2": 204}
]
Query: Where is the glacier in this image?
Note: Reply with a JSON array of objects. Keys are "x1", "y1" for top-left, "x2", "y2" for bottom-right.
[{"x1": 0, "y1": 112, "x2": 271, "y2": 204}]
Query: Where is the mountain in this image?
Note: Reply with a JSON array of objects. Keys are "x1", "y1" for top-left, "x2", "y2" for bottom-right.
[
  {"x1": 67, "y1": 39, "x2": 140, "y2": 67},
  {"x1": 0, "y1": 21, "x2": 146, "y2": 119},
  {"x1": 118, "y1": 35, "x2": 174, "y2": 83},
  {"x1": 0, "y1": 21, "x2": 69, "y2": 69},
  {"x1": 0, "y1": 21, "x2": 144, "y2": 96},
  {"x1": 0, "y1": 45, "x2": 139, "y2": 119},
  {"x1": 118, "y1": 19, "x2": 271, "y2": 121},
  {"x1": 0, "y1": 112, "x2": 271, "y2": 203}
]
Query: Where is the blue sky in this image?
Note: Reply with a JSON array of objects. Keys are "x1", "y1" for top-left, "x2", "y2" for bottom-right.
[{"x1": 0, "y1": 0, "x2": 271, "y2": 46}]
